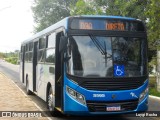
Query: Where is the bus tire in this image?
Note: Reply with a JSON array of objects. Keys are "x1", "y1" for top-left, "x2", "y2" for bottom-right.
[
  {"x1": 26, "y1": 76, "x2": 32, "y2": 95},
  {"x1": 47, "y1": 87, "x2": 60, "y2": 116}
]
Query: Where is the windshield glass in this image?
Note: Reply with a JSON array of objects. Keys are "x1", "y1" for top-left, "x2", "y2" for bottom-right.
[{"x1": 66, "y1": 36, "x2": 146, "y2": 78}]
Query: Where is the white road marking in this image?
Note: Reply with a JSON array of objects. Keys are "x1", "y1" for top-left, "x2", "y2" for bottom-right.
[
  {"x1": 11, "y1": 79, "x2": 53, "y2": 120},
  {"x1": 149, "y1": 95, "x2": 160, "y2": 100},
  {"x1": 11, "y1": 80, "x2": 28, "y2": 97}
]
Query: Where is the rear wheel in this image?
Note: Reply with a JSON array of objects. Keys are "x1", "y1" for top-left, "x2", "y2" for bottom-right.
[{"x1": 47, "y1": 87, "x2": 60, "y2": 116}]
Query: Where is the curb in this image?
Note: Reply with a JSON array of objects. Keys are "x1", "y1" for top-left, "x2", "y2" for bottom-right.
[
  {"x1": 0, "y1": 72, "x2": 51, "y2": 120},
  {"x1": 149, "y1": 95, "x2": 160, "y2": 100}
]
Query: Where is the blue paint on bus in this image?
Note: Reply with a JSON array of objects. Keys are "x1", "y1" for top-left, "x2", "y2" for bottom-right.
[{"x1": 20, "y1": 15, "x2": 148, "y2": 116}]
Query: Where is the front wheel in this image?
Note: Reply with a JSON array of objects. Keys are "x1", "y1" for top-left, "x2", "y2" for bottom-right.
[{"x1": 47, "y1": 87, "x2": 60, "y2": 116}]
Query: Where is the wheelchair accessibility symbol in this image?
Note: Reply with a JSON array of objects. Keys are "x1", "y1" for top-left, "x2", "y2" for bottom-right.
[{"x1": 114, "y1": 65, "x2": 125, "y2": 77}]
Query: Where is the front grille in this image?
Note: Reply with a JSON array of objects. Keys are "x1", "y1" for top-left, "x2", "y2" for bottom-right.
[
  {"x1": 81, "y1": 78, "x2": 144, "y2": 91},
  {"x1": 67, "y1": 74, "x2": 147, "y2": 91},
  {"x1": 87, "y1": 100, "x2": 138, "y2": 112}
]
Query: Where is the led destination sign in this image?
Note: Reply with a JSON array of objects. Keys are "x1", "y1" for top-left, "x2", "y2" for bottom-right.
[
  {"x1": 80, "y1": 21, "x2": 93, "y2": 30},
  {"x1": 79, "y1": 21, "x2": 125, "y2": 31},
  {"x1": 71, "y1": 18, "x2": 145, "y2": 31},
  {"x1": 106, "y1": 22, "x2": 125, "y2": 31}
]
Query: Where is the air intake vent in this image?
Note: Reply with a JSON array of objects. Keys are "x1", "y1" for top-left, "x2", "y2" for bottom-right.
[
  {"x1": 81, "y1": 79, "x2": 144, "y2": 91},
  {"x1": 67, "y1": 74, "x2": 146, "y2": 91}
]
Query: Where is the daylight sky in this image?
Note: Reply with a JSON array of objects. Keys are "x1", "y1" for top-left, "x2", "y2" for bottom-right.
[{"x1": 0, "y1": 0, "x2": 34, "y2": 53}]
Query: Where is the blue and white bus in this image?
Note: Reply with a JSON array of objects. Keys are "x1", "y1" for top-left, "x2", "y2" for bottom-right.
[{"x1": 19, "y1": 15, "x2": 148, "y2": 116}]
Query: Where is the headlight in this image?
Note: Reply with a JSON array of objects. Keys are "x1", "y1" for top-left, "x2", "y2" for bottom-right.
[
  {"x1": 67, "y1": 86, "x2": 76, "y2": 98},
  {"x1": 139, "y1": 87, "x2": 148, "y2": 103},
  {"x1": 66, "y1": 86, "x2": 86, "y2": 105}
]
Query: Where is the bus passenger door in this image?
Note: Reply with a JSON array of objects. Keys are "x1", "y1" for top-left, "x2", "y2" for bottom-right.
[
  {"x1": 33, "y1": 41, "x2": 38, "y2": 92},
  {"x1": 21, "y1": 46, "x2": 25, "y2": 83},
  {"x1": 55, "y1": 31, "x2": 64, "y2": 110}
]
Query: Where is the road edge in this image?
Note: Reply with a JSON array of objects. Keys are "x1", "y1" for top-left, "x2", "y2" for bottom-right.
[
  {"x1": 0, "y1": 72, "x2": 52, "y2": 120},
  {"x1": 149, "y1": 95, "x2": 160, "y2": 100}
]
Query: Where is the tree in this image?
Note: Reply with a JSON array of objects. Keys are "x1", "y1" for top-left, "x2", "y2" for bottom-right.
[
  {"x1": 70, "y1": 0, "x2": 157, "y2": 70},
  {"x1": 146, "y1": 0, "x2": 160, "y2": 50},
  {"x1": 71, "y1": 0, "x2": 148, "y2": 22},
  {"x1": 32, "y1": 0, "x2": 159, "y2": 70},
  {"x1": 146, "y1": 0, "x2": 160, "y2": 76},
  {"x1": 70, "y1": 0, "x2": 102, "y2": 15},
  {"x1": 32, "y1": 0, "x2": 78, "y2": 32},
  {"x1": 0, "y1": 52, "x2": 5, "y2": 59}
]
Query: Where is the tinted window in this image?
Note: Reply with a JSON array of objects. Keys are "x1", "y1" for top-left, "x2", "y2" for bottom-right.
[
  {"x1": 48, "y1": 33, "x2": 55, "y2": 48},
  {"x1": 25, "y1": 53, "x2": 28, "y2": 61},
  {"x1": 28, "y1": 52, "x2": 32, "y2": 61},
  {"x1": 39, "y1": 37, "x2": 46, "y2": 49},
  {"x1": 38, "y1": 50, "x2": 45, "y2": 62},
  {"x1": 67, "y1": 36, "x2": 146, "y2": 77},
  {"x1": 29, "y1": 42, "x2": 33, "y2": 51},
  {"x1": 25, "y1": 44, "x2": 29, "y2": 52},
  {"x1": 46, "y1": 49, "x2": 55, "y2": 63}
]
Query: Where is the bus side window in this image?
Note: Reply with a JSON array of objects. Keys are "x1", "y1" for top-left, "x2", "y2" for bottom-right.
[
  {"x1": 39, "y1": 37, "x2": 46, "y2": 49},
  {"x1": 25, "y1": 44, "x2": 29, "y2": 62},
  {"x1": 38, "y1": 36, "x2": 46, "y2": 62},
  {"x1": 45, "y1": 32, "x2": 55, "y2": 64},
  {"x1": 20, "y1": 46, "x2": 23, "y2": 61},
  {"x1": 28, "y1": 42, "x2": 33, "y2": 62},
  {"x1": 48, "y1": 33, "x2": 55, "y2": 48}
]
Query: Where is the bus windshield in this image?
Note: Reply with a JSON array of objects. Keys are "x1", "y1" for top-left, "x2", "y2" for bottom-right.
[{"x1": 66, "y1": 36, "x2": 146, "y2": 78}]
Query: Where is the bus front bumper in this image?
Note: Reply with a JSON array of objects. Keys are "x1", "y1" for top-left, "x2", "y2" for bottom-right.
[{"x1": 63, "y1": 91, "x2": 148, "y2": 116}]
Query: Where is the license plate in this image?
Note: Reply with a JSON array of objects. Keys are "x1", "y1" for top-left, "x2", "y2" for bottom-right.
[{"x1": 106, "y1": 105, "x2": 121, "y2": 111}]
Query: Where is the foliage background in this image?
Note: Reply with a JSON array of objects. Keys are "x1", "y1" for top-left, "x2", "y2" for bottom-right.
[
  {"x1": 31, "y1": 0, "x2": 160, "y2": 72},
  {"x1": 3, "y1": 0, "x2": 160, "y2": 69},
  {"x1": 0, "y1": 0, "x2": 159, "y2": 96}
]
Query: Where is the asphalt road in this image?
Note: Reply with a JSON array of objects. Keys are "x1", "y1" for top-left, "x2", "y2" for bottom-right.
[{"x1": 0, "y1": 61, "x2": 159, "y2": 120}]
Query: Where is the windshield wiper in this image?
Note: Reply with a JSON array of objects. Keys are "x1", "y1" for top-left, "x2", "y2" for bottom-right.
[
  {"x1": 89, "y1": 35, "x2": 112, "y2": 67},
  {"x1": 90, "y1": 35, "x2": 105, "y2": 55}
]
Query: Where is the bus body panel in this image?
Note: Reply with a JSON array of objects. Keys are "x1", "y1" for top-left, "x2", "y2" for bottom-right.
[
  {"x1": 37, "y1": 63, "x2": 45, "y2": 98},
  {"x1": 64, "y1": 94, "x2": 148, "y2": 115},
  {"x1": 64, "y1": 93, "x2": 148, "y2": 115},
  {"x1": 63, "y1": 75, "x2": 148, "y2": 115},
  {"x1": 64, "y1": 77, "x2": 148, "y2": 101},
  {"x1": 37, "y1": 63, "x2": 55, "y2": 101},
  {"x1": 21, "y1": 18, "x2": 69, "y2": 45},
  {"x1": 19, "y1": 61, "x2": 23, "y2": 83},
  {"x1": 19, "y1": 15, "x2": 148, "y2": 116},
  {"x1": 24, "y1": 62, "x2": 32, "y2": 86}
]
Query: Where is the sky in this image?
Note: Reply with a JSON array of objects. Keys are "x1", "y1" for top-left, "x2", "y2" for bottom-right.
[{"x1": 0, "y1": 0, "x2": 34, "y2": 53}]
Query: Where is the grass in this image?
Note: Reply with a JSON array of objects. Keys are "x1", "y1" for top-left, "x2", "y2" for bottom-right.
[
  {"x1": 149, "y1": 76, "x2": 160, "y2": 97},
  {"x1": 5, "y1": 57, "x2": 18, "y2": 65},
  {"x1": 149, "y1": 87, "x2": 160, "y2": 97},
  {"x1": 149, "y1": 76, "x2": 156, "y2": 88}
]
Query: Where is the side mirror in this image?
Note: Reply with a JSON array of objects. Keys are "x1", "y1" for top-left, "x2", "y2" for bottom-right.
[{"x1": 59, "y1": 36, "x2": 68, "y2": 52}]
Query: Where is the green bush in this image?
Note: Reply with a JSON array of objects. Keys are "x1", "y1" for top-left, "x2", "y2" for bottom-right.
[
  {"x1": 149, "y1": 76, "x2": 156, "y2": 88},
  {"x1": 5, "y1": 57, "x2": 18, "y2": 65},
  {"x1": 149, "y1": 76, "x2": 160, "y2": 97},
  {"x1": 149, "y1": 87, "x2": 160, "y2": 97}
]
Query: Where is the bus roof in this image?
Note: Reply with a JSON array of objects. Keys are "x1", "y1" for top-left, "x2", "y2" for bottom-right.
[
  {"x1": 21, "y1": 15, "x2": 139, "y2": 44},
  {"x1": 22, "y1": 17, "x2": 69, "y2": 44},
  {"x1": 73, "y1": 15, "x2": 137, "y2": 20}
]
